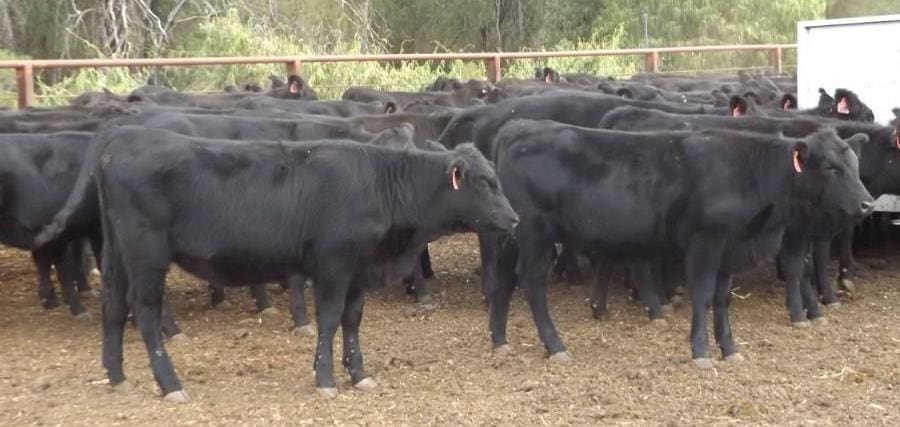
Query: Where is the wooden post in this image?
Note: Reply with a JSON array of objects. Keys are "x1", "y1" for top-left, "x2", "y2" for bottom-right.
[
  {"x1": 644, "y1": 51, "x2": 659, "y2": 73},
  {"x1": 16, "y1": 64, "x2": 34, "y2": 109},
  {"x1": 769, "y1": 47, "x2": 783, "y2": 74},
  {"x1": 286, "y1": 59, "x2": 303, "y2": 76},
  {"x1": 485, "y1": 56, "x2": 502, "y2": 83}
]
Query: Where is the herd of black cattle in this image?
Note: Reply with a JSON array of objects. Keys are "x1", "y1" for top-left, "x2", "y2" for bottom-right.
[{"x1": 2, "y1": 66, "x2": 900, "y2": 402}]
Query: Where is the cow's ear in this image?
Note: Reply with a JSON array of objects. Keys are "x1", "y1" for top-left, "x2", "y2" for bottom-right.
[
  {"x1": 616, "y1": 88, "x2": 633, "y2": 99},
  {"x1": 843, "y1": 133, "x2": 868, "y2": 156},
  {"x1": 792, "y1": 141, "x2": 809, "y2": 174},
  {"x1": 892, "y1": 108, "x2": 900, "y2": 119},
  {"x1": 288, "y1": 75, "x2": 304, "y2": 95},
  {"x1": 781, "y1": 94, "x2": 797, "y2": 110},
  {"x1": 384, "y1": 102, "x2": 397, "y2": 114},
  {"x1": 448, "y1": 158, "x2": 467, "y2": 191}
]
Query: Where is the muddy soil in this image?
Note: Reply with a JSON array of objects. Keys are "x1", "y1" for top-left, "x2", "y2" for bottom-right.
[{"x1": 1, "y1": 234, "x2": 899, "y2": 426}]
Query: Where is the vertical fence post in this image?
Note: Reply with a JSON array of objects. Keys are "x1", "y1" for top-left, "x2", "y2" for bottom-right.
[
  {"x1": 286, "y1": 59, "x2": 303, "y2": 76},
  {"x1": 644, "y1": 51, "x2": 659, "y2": 73},
  {"x1": 485, "y1": 56, "x2": 502, "y2": 83},
  {"x1": 15, "y1": 64, "x2": 34, "y2": 109},
  {"x1": 769, "y1": 47, "x2": 783, "y2": 74}
]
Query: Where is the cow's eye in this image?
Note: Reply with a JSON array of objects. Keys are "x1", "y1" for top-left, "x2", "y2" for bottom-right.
[{"x1": 826, "y1": 164, "x2": 840, "y2": 174}]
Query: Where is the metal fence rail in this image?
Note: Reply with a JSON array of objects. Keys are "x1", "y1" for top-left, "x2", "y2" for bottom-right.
[{"x1": 0, "y1": 44, "x2": 795, "y2": 109}]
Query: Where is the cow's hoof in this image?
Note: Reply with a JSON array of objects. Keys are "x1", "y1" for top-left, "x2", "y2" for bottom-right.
[
  {"x1": 110, "y1": 380, "x2": 133, "y2": 393},
  {"x1": 493, "y1": 344, "x2": 513, "y2": 356},
  {"x1": 169, "y1": 333, "x2": 190, "y2": 343},
  {"x1": 548, "y1": 351, "x2": 573, "y2": 364},
  {"x1": 670, "y1": 294, "x2": 684, "y2": 306},
  {"x1": 354, "y1": 377, "x2": 377, "y2": 391},
  {"x1": 293, "y1": 325, "x2": 316, "y2": 337},
  {"x1": 811, "y1": 317, "x2": 828, "y2": 326},
  {"x1": 43, "y1": 300, "x2": 60, "y2": 310},
  {"x1": 724, "y1": 353, "x2": 745, "y2": 364},
  {"x1": 163, "y1": 390, "x2": 190, "y2": 403},
  {"x1": 317, "y1": 387, "x2": 338, "y2": 400},
  {"x1": 692, "y1": 358, "x2": 714, "y2": 370},
  {"x1": 259, "y1": 307, "x2": 279, "y2": 317},
  {"x1": 74, "y1": 311, "x2": 92, "y2": 321},
  {"x1": 838, "y1": 278, "x2": 856, "y2": 294},
  {"x1": 660, "y1": 304, "x2": 674, "y2": 316},
  {"x1": 592, "y1": 312, "x2": 609, "y2": 321},
  {"x1": 416, "y1": 294, "x2": 434, "y2": 305},
  {"x1": 792, "y1": 320, "x2": 811, "y2": 328},
  {"x1": 650, "y1": 318, "x2": 668, "y2": 328},
  {"x1": 90, "y1": 268, "x2": 101, "y2": 277}
]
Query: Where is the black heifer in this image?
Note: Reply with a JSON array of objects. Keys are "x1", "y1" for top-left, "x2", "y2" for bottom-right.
[
  {"x1": 36, "y1": 126, "x2": 517, "y2": 402},
  {"x1": 488, "y1": 120, "x2": 872, "y2": 369},
  {"x1": 0, "y1": 132, "x2": 97, "y2": 316},
  {"x1": 600, "y1": 107, "x2": 900, "y2": 303}
]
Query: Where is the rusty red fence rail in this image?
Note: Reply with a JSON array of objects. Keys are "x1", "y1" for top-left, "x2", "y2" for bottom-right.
[{"x1": 0, "y1": 44, "x2": 795, "y2": 109}]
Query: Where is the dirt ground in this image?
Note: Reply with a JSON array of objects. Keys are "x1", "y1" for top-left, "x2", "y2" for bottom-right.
[{"x1": 1, "y1": 234, "x2": 899, "y2": 426}]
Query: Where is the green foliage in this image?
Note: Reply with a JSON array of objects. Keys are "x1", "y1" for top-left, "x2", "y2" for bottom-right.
[
  {"x1": 0, "y1": 0, "x2": 830, "y2": 106},
  {"x1": 826, "y1": 0, "x2": 900, "y2": 18}
]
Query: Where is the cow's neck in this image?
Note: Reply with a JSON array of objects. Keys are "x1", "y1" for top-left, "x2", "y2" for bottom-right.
[{"x1": 373, "y1": 150, "x2": 449, "y2": 235}]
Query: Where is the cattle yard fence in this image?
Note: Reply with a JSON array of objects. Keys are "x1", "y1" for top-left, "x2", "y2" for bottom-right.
[{"x1": 0, "y1": 44, "x2": 795, "y2": 109}]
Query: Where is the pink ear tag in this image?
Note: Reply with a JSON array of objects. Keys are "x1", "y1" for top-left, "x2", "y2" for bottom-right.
[
  {"x1": 289, "y1": 81, "x2": 299, "y2": 94},
  {"x1": 783, "y1": 99, "x2": 792, "y2": 110},
  {"x1": 895, "y1": 133, "x2": 900, "y2": 150},
  {"x1": 731, "y1": 106, "x2": 742, "y2": 117},
  {"x1": 837, "y1": 97, "x2": 849, "y2": 114},
  {"x1": 793, "y1": 150, "x2": 803, "y2": 173},
  {"x1": 451, "y1": 167, "x2": 460, "y2": 191}
]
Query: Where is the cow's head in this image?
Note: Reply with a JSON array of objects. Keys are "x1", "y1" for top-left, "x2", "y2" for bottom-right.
[
  {"x1": 780, "y1": 94, "x2": 797, "y2": 110},
  {"x1": 792, "y1": 129, "x2": 874, "y2": 221},
  {"x1": 436, "y1": 143, "x2": 518, "y2": 233},
  {"x1": 832, "y1": 89, "x2": 873, "y2": 122},
  {"x1": 367, "y1": 123, "x2": 415, "y2": 149},
  {"x1": 282, "y1": 75, "x2": 318, "y2": 100},
  {"x1": 729, "y1": 95, "x2": 757, "y2": 117}
]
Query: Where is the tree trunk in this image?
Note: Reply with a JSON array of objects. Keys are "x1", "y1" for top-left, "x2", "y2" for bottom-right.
[
  {"x1": 0, "y1": 0, "x2": 15, "y2": 50},
  {"x1": 359, "y1": 0, "x2": 370, "y2": 54}
]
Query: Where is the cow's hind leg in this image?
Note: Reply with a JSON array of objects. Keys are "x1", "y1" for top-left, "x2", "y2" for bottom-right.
[
  {"x1": 341, "y1": 286, "x2": 373, "y2": 390},
  {"x1": 53, "y1": 243, "x2": 87, "y2": 316},
  {"x1": 713, "y1": 273, "x2": 740, "y2": 361},
  {"x1": 100, "y1": 232, "x2": 129, "y2": 390},
  {"x1": 287, "y1": 275, "x2": 313, "y2": 334},
  {"x1": 590, "y1": 258, "x2": 614, "y2": 320},
  {"x1": 517, "y1": 231, "x2": 568, "y2": 361},
  {"x1": 311, "y1": 266, "x2": 351, "y2": 398},
  {"x1": 32, "y1": 248, "x2": 59, "y2": 309},
  {"x1": 489, "y1": 235, "x2": 518, "y2": 353},
  {"x1": 628, "y1": 261, "x2": 666, "y2": 321},
  {"x1": 250, "y1": 283, "x2": 274, "y2": 314},
  {"x1": 117, "y1": 229, "x2": 184, "y2": 401},
  {"x1": 686, "y1": 236, "x2": 725, "y2": 369}
]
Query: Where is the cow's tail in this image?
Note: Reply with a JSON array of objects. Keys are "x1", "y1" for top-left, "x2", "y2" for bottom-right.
[{"x1": 32, "y1": 131, "x2": 112, "y2": 248}]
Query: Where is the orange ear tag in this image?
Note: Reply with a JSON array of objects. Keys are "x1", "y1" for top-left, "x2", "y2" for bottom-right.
[
  {"x1": 793, "y1": 150, "x2": 803, "y2": 173},
  {"x1": 451, "y1": 167, "x2": 460, "y2": 191}
]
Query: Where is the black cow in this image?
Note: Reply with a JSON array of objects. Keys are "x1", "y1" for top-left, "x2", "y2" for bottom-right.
[
  {"x1": 109, "y1": 111, "x2": 381, "y2": 142},
  {"x1": 0, "y1": 132, "x2": 98, "y2": 316},
  {"x1": 35, "y1": 125, "x2": 517, "y2": 402},
  {"x1": 237, "y1": 97, "x2": 397, "y2": 117},
  {"x1": 342, "y1": 80, "x2": 491, "y2": 109},
  {"x1": 600, "y1": 107, "x2": 900, "y2": 301},
  {"x1": 265, "y1": 75, "x2": 318, "y2": 100},
  {"x1": 437, "y1": 92, "x2": 717, "y2": 155},
  {"x1": 487, "y1": 120, "x2": 872, "y2": 369}
]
